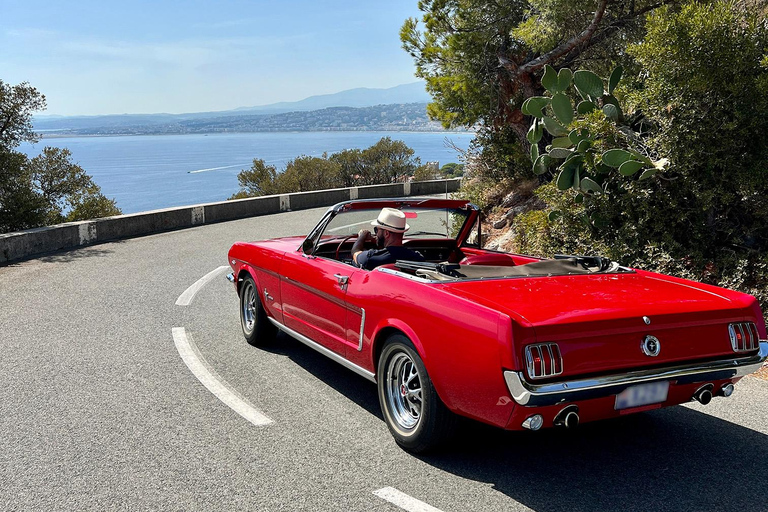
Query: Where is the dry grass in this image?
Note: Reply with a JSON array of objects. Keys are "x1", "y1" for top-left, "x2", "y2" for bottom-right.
[{"x1": 753, "y1": 363, "x2": 768, "y2": 381}]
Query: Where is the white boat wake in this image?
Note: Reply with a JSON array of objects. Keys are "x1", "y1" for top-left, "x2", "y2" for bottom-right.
[{"x1": 188, "y1": 163, "x2": 250, "y2": 174}]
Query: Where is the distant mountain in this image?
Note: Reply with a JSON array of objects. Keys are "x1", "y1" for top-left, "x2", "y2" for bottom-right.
[
  {"x1": 234, "y1": 82, "x2": 432, "y2": 114},
  {"x1": 33, "y1": 82, "x2": 434, "y2": 133}
]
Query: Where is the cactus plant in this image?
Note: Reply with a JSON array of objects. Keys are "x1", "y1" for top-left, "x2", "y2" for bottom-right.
[{"x1": 527, "y1": 65, "x2": 667, "y2": 208}]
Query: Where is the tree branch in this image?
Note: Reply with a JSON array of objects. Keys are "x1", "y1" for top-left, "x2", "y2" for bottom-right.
[
  {"x1": 558, "y1": 0, "x2": 678, "y2": 69},
  {"x1": 513, "y1": 0, "x2": 608, "y2": 76}
]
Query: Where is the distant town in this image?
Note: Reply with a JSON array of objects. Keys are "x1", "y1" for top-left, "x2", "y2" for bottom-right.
[
  {"x1": 33, "y1": 83, "x2": 471, "y2": 137},
  {"x1": 38, "y1": 103, "x2": 466, "y2": 137}
]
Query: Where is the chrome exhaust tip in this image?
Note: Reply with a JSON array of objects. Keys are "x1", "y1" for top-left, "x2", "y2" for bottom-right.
[
  {"x1": 718, "y1": 383, "x2": 735, "y2": 397},
  {"x1": 554, "y1": 405, "x2": 579, "y2": 429},
  {"x1": 693, "y1": 384, "x2": 714, "y2": 405},
  {"x1": 563, "y1": 411, "x2": 579, "y2": 429}
]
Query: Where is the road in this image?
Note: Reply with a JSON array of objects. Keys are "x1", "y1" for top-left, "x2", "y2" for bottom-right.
[{"x1": 1, "y1": 207, "x2": 766, "y2": 512}]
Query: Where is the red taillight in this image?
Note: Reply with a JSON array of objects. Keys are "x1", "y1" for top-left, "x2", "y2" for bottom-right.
[
  {"x1": 729, "y1": 322, "x2": 759, "y2": 352},
  {"x1": 525, "y1": 343, "x2": 563, "y2": 379}
]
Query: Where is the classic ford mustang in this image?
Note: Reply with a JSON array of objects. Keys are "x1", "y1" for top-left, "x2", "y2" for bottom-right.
[{"x1": 227, "y1": 198, "x2": 768, "y2": 452}]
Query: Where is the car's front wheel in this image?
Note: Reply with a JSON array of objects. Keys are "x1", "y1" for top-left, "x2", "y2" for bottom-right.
[
  {"x1": 239, "y1": 274, "x2": 275, "y2": 346},
  {"x1": 377, "y1": 334, "x2": 456, "y2": 453}
]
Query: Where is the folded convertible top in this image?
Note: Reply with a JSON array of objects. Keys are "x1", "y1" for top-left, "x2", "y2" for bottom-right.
[{"x1": 396, "y1": 257, "x2": 629, "y2": 281}]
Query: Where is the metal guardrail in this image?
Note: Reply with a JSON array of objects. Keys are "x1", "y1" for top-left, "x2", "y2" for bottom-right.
[{"x1": 0, "y1": 179, "x2": 461, "y2": 263}]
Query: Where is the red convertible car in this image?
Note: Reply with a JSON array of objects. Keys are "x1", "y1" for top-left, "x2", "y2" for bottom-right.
[{"x1": 227, "y1": 198, "x2": 768, "y2": 452}]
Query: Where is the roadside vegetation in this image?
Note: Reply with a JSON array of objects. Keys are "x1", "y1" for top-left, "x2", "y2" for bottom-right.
[
  {"x1": 402, "y1": 0, "x2": 768, "y2": 318},
  {"x1": 0, "y1": 80, "x2": 121, "y2": 234},
  {"x1": 230, "y1": 137, "x2": 463, "y2": 199}
]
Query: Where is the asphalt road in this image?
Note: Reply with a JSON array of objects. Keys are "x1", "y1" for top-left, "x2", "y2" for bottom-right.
[{"x1": 1, "y1": 207, "x2": 766, "y2": 512}]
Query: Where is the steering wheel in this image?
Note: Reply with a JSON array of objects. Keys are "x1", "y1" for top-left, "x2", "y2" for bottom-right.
[{"x1": 336, "y1": 234, "x2": 359, "y2": 261}]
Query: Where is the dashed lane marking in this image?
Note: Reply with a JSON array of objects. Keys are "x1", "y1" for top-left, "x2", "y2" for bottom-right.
[
  {"x1": 172, "y1": 327, "x2": 272, "y2": 426},
  {"x1": 373, "y1": 487, "x2": 445, "y2": 512},
  {"x1": 175, "y1": 266, "x2": 229, "y2": 306}
]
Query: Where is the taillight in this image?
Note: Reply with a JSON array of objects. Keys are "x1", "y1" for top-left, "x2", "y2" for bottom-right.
[
  {"x1": 728, "y1": 322, "x2": 759, "y2": 353},
  {"x1": 525, "y1": 343, "x2": 563, "y2": 379}
]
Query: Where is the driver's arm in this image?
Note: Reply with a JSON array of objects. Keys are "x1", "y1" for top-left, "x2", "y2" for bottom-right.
[{"x1": 352, "y1": 229, "x2": 372, "y2": 265}]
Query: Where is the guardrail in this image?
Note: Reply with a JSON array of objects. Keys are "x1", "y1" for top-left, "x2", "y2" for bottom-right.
[{"x1": 0, "y1": 178, "x2": 461, "y2": 263}]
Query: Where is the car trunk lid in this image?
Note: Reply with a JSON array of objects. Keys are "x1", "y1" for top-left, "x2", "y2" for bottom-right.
[{"x1": 441, "y1": 271, "x2": 756, "y2": 378}]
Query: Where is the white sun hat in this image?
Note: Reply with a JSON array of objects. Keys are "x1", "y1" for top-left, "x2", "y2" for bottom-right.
[{"x1": 371, "y1": 207, "x2": 409, "y2": 233}]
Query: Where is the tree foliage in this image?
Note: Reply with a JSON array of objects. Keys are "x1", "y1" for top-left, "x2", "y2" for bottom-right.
[
  {"x1": 508, "y1": 1, "x2": 768, "y2": 311},
  {"x1": 230, "y1": 137, "x2": 430, "y2": 198},
  {"x1": 400, "y1": 0, "x2": 676, "y2": 180},
  {"x1": 0, "y1": 80, "x2": 120, "y2": 233},
  {"x1": 0, "y1": 81, "x2": 45, "y2": 149}
]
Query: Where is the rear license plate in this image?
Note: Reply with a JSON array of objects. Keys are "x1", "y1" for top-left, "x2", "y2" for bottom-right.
[{"x1": 615, "y1": 381, "x2": 669, "y2": 410}]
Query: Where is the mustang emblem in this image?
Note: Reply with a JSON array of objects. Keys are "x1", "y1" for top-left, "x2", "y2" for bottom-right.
[{"x1": 642, "y1": 335, "x2": 661, "y2": 357}]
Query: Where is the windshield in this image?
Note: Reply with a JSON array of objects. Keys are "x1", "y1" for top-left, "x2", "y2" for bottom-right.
[{"x1": 322, "y1": 207, "x2": 471, "y2": 240}]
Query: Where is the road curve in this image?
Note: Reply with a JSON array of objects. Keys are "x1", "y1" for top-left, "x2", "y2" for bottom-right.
[{"x1": 1, "y1": 207, "x2": 766, "y2": 511}]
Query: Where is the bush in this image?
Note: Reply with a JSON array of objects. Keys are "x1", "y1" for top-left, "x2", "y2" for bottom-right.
[
  {"x1": 230, "y1": 137, "x2": 425, "y2": 198},
  {"x1": 497, "y1": 1, "x2": 768, "y2": 322}
]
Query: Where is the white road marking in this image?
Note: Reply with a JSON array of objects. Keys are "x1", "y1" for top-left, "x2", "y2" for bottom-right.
[
  {"x1": 172, "y1": 327, "x2": 273, "y2": 426},
  {"x1": 373, "y1": 487, "x2": 445, "y2": 512},
  {"x1": 176, "y1": 266, "x2": 229, "y2": 306}
]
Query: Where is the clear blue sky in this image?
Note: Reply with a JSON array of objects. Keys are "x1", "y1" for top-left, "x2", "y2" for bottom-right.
[{"x1": 0, "y1": 0, "x2": 425, "y2": 116}]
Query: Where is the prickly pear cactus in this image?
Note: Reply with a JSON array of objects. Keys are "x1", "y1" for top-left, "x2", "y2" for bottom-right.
[{"x1": 524, "y1": 65, "x2": 668, "y2": 207}]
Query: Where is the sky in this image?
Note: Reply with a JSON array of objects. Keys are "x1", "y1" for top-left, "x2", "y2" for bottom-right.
[{"x1": 0, "y1": 0, "x2": 425, "y2": 116}]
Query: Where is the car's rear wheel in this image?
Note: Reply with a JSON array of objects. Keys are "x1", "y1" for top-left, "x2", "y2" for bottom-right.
[
  {"x1": 239, "y1": 275, "x2": 275, "y2": 346},
  {"x1": 377, "y1": 334, "x2": 456, "y2": 453}
]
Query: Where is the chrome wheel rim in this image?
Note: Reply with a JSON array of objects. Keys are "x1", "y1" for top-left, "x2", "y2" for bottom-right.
[
  {"x1": 385, "y1": 351, "x2": 422, "y2": 430},
  {"x1": 241, "y1": 282, "x2": 256, "y2": 334}
]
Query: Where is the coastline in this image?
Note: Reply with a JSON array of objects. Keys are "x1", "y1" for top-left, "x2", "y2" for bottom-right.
[
  {"x1": 21, "y1": 131, "x2": 473, "y2": 214},
  {"x1": 38, "y1": 128, "x2": 475, "y2": 140}
]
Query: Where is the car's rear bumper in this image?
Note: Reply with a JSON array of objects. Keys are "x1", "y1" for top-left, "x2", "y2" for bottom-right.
[{"x1": 504, "y1": 341, "x2": 768, "y2": 407}]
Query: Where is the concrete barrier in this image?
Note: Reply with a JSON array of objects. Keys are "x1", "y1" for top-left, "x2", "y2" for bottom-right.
[{"x1": 0, "y1": 178, "x2": 461, "y2": 263}]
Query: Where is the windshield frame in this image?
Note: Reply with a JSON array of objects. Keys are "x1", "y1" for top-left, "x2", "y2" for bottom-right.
[{"x1": 300, "y1": 198, "x2": 478, "y2": 256}]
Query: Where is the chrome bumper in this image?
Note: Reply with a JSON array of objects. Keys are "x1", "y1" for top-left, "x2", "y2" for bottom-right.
[
  {"x1": 226, "y1": 272, "x2": 236, "y2": 283},
  {"x1": 504, "y1": 341, "x2": 768, "y2": 407}
]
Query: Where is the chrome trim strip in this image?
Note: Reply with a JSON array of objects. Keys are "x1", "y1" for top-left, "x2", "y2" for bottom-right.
[
  {"x1": 525, "y1": 349, "x2": 534, "y2": 379},
  {"x1": 505, "y1": 341, "x2": 768, "y2": 407},
  {"x1": 358, "y1": 308, "x2": 366, "y2": 352},
  {"x1": 267, "y1": 317, "x2": 376, "y2": 383},
  {"x1": 376, "y1": 267, "x2": 434, "y2": 283}
]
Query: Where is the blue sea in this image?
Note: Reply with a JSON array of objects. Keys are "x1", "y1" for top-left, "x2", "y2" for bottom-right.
[{"x1": 20, "y1": 132, "x2": 473, "y2": 214}]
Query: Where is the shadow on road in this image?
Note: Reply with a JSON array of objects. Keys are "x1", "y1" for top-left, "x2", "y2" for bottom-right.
[
  {"x1": 262, "y1": 331, "x2": 382, "y2": 419},
  {"x1": 1, "y1": 243, "x2": 123, "y2": 267},
  {"x1": 38, "y1": 244, "x2": 122, "y2": 263},
  {"x1": 265, "y1": 331, "x2": 767, "y2": 512},
  {"x1": 425, "y1": 408, "x2": 766, "y2": 512}
]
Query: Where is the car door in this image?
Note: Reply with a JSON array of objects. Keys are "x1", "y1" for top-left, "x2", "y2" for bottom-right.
[{"x1": 280, "y1": 250, "x2": 360, "y2": 356}]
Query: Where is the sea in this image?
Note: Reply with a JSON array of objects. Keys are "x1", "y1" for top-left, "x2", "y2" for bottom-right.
[{"x1": 19, "y1": 131, "x2": 474, "y2": 214}]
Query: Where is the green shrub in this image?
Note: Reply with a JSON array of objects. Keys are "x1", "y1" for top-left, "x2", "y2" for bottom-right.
[
  {"x1": 502, "y1": 1, "x2": 768, "y2": 322},
  {"x1": 230, "y1": 137, "x2": 425, "y2": 198}
]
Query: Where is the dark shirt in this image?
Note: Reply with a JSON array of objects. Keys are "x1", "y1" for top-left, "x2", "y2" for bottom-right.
[{"x1": 355, "y1": 245, "x2": 425, "y2": 270}]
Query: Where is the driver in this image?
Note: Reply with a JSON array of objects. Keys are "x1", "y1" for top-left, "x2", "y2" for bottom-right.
[{"x1": 352, "y1": 208, "x2": 424, "y2": 270}]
